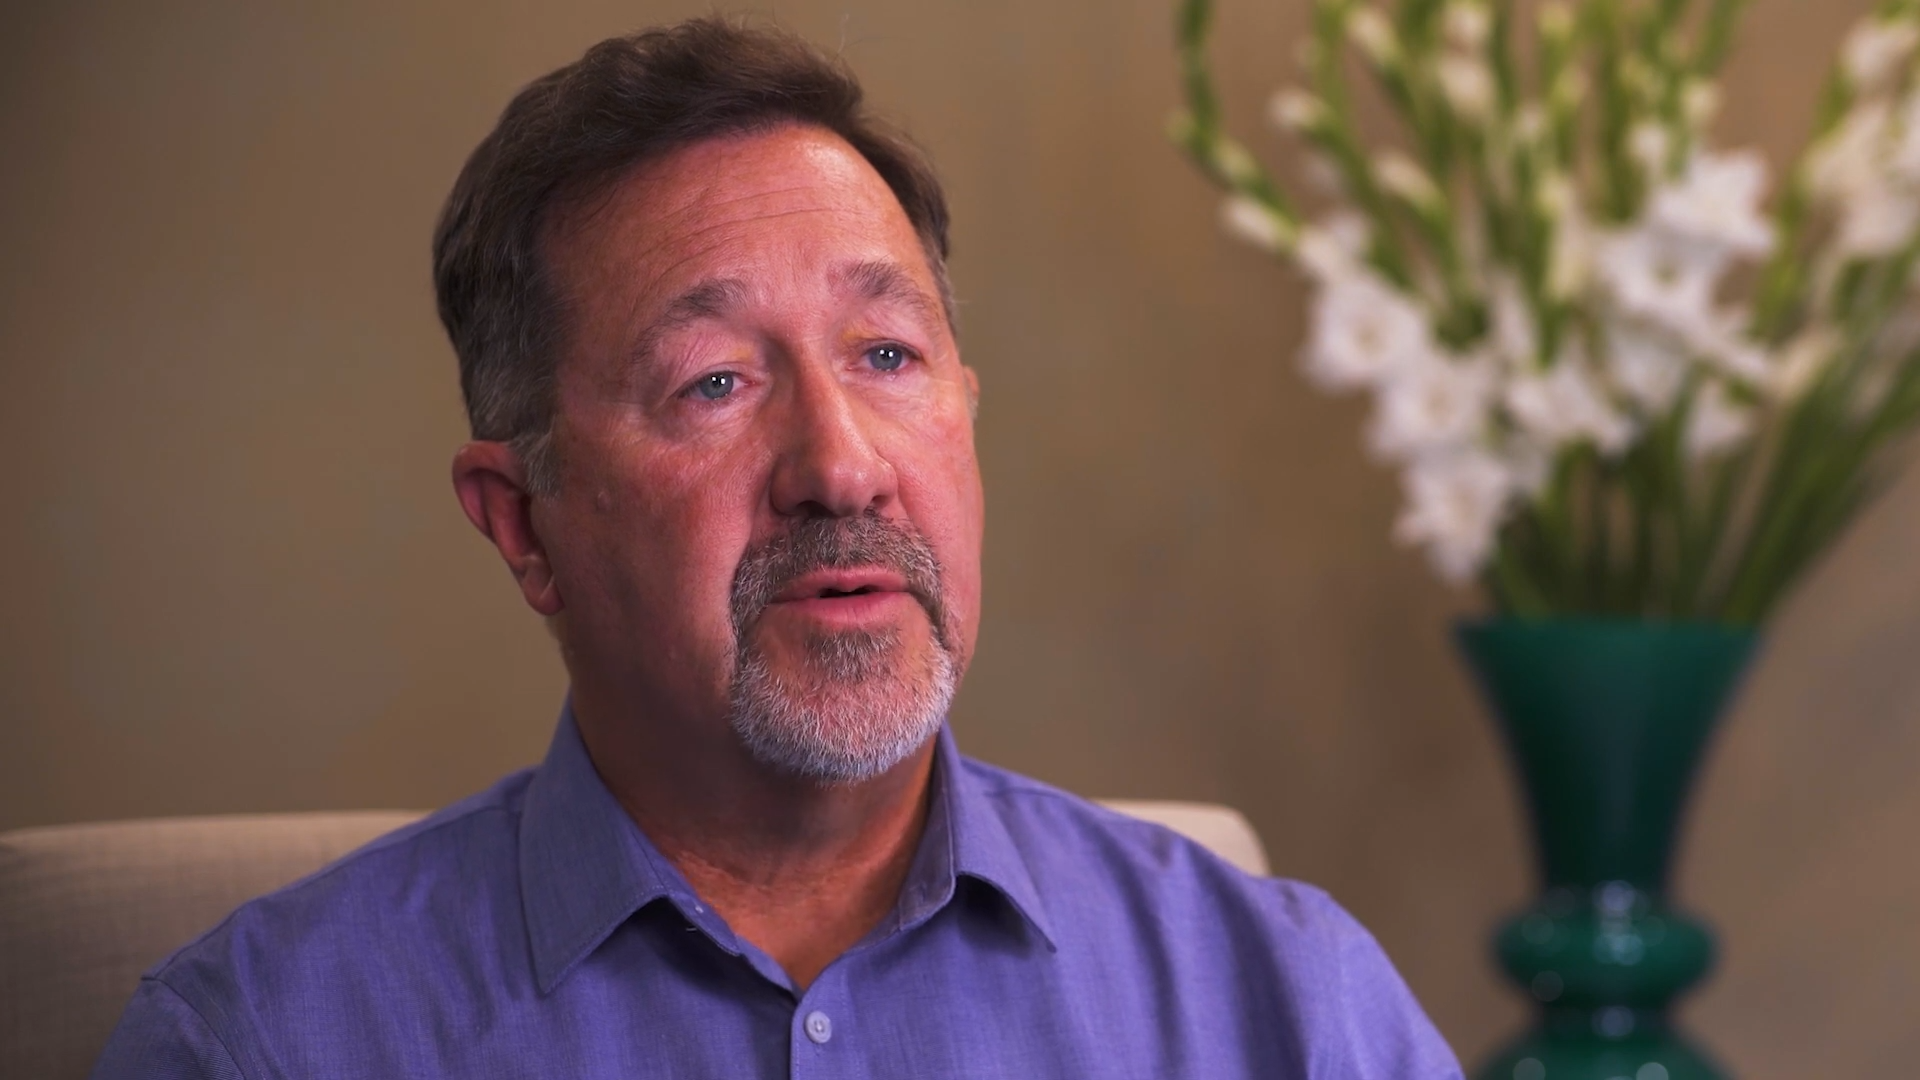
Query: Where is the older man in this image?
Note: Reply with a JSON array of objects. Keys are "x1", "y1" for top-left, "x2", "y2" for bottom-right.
[{"x1": 94, "y1": 17, "x2": 1460, "y2": 1079}]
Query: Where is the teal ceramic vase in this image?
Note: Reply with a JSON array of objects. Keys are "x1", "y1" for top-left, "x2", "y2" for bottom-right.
[{"x1": 1457, "y1": 618, "x2": 1760, "y2": 1080}]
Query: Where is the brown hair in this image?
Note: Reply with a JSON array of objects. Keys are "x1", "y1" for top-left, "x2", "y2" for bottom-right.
[{"x1": 431, "y1": 17, "x2": 954, "y2": 494}]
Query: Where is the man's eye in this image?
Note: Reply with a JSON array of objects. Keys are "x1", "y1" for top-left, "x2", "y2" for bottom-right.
[
  {"x1": 867, "y1": 344, "x2": 909, "y2": 372},
  {"x1": 692, "y1": 372, "x2": 735, "y2": 400}
]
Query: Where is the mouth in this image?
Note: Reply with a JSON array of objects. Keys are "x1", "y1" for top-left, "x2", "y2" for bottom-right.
[
  {"x1": 770, "y1": 568, "x2": 913, "y2": 604},
  {"x1": 761, "y1": 568, "x2": 920, "y2": 628}
]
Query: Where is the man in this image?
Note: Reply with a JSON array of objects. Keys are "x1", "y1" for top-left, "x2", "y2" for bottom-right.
[{"x1": 95, "y1": 17, "x2": 1460, "y2": 1078}]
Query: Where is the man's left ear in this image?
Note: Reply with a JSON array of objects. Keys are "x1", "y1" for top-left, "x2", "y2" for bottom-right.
[{"x1": 963, "y1": 365, "x2": 980, "y2": 420}]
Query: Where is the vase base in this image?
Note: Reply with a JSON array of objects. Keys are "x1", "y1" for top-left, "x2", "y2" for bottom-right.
[{"x1": 1476, "y1": 1020, "x2": 1727, "y2": 1080}]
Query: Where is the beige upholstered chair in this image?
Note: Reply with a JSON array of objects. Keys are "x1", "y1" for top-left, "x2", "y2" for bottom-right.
[{"x1": 0, "y1": 801, "x2": 1265, "y2": 1080}]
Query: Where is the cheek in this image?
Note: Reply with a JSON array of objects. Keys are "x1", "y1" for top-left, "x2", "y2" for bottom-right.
[
  {"x1": 634, "y1": 453, "x2": 763, "y2": 603},
  {"x1": 891, "y1": 403, "x2": 986, "y2": 641},
  {"x1": 561, "y1": 430, "x2": 766, "y2": 657}
]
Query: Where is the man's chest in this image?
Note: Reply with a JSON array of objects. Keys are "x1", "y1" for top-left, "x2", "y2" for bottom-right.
[{"x1": 258, "y1": 922, "x2": 1300, "y2": 1080}]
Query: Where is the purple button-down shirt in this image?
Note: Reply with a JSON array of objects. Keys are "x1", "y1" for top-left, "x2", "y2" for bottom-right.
[{"x1": 93, "y1": 706, "x2": 1461, "y2": 1078}]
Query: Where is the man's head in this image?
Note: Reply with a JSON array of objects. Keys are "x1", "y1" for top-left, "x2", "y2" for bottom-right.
[{"x1": 438, "y1": 19, "x2": 983, "y2": 786}]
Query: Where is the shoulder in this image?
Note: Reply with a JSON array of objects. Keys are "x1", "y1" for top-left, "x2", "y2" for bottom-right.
[
  {"x1": 962, "y1": 754, "x2": 1362, "y2": 948},
  {"x1": 959, "y1": 753, "x2": 1285, "y2": 903},
  {"x1": 960, "y1": 755, "x2": 1462, "y2": 1076},
  {"x1": 146, "y1": 769, "x2": 535, "y2": 1019}
]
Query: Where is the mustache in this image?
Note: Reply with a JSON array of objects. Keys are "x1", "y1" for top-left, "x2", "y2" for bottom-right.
[{"x1": 729, "y1": 511, "x2": 949, "y2": 646}]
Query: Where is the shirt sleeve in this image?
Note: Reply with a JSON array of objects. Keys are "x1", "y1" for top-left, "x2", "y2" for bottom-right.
[
  {"x1": 1314, "y1": 892, "x2": 1466, "y2": 1080},
  {"x1": 90, "y1": 977, "x2": 247, "y2": 1080}
]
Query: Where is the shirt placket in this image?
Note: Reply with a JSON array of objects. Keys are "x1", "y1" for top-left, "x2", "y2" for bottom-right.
[{"x1": 788, "y1": 965, "x2": 852, "y2": 1080}]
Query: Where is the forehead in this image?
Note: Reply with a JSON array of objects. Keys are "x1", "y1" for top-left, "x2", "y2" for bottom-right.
[{"x1": 545, "y1": 124, "x2": 930, "y2": 310}]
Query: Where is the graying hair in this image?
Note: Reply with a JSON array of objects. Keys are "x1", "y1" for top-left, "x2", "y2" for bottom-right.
[
  {"x1": 724, "y1": 512, "x2": 960, "y2": 782},
  {"x1": 432, "y1": 16, "x2": 957, "y2": 496}
]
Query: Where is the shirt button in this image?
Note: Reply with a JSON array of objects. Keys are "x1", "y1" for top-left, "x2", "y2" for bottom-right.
[{"x1": 804, "y1": 1010, "x2": 833, "y2": 1045}]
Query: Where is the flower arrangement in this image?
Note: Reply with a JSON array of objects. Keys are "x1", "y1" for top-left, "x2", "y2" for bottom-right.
[{"x1": 1173, "y1": 0, "x2": 1920, "y2": 623}]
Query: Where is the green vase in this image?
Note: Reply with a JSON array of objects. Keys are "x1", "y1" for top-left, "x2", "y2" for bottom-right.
[{"x1": 1456, "y1": 618, "x2": 1760, "y2": 1080}]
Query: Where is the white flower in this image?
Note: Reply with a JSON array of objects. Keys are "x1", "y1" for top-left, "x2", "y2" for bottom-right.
[
  {"x1": 1685, "y1": 380, "x2": 1756, "y2": 459},
  {"x1": 1208, "y1": 140, "x2": 1262, "y2": 186},
  {"x1": 1887, "y1": 90, "x2": 1920, "y2": 185},
  {"x1": 1769, "y1": 324, "x2": 1840, "y2": 402},
  {"x1": 1302, "y1": 272, "x2": 1435, "y2": 391},
  {"x1": 1302, "y1": 151, "x2": 1346, "y2": 195},
  {"x1": 1646, "y1": 151, "x2": 1775, "y2": 258},
  {"x1": 1682, "y1": 80, "x2": 1722, "y2": 130},
  {"x1": 1843, "y1": 17, "x2": 1920, "y2": 94},
  {"x1": 1603, "y1": 318, "x2": 1691, "y2": 412},
  {"x1": 1487, "y1": 273, "x2": 1538, "y2": 370},
  {"x1": 1503, "y1": 350, "x2": 1636, "y2": 455},
  {"x1": 1874, "y1": 309, "x2": 1920, "y2": 356},
  {"x1": 1702, "y1": 321, "x2": 1774, "y2": 386},
  {"x1": 1514, "y1": 103, "x2": 1548, "y2": 144},
  {"x1": 1442, "y1": 1, "x2": 1492, "y2": 51},
  {"x1": 1293, "y1": 212, "x2": 1371, "y2": 281},
  {"x1": 1630, "y1": 122, "x2": 1672, "y2": 176},
  {"x1": 1220, "y1": 194, "x2": 1291, "y2": 253},
  {"x1": 1367, "y1": 350, "x2": 1498, "y2": 460},
  {"x1": 1347, "y1": 6, "x2": 1401, "y2": 67},
  {"x1": 1593, "y1": 227, "x2": 1726, "y2": 340},
  {"x1": 1374, "y1": 150, "x2": 1444, "y2": 210},
  {"x1": 1806, "y1": 100, "x2": 1893, "y2": 201},
  {"x1": 1546, "y1": 226, "x2": 1593, "y2": 301},
  {"x1": 1501, "y1": 438, "x2": 1554, "y2": 497},
  {"x1": 1535, "y1": 170, "x2": 1574, "y2": 221},
  {"x1": 1657, "y1": 304, "x2": 1768, "y2": 387},
  {"x1": 1852, "y1": 362, "x2": 1900, "y2": 419},
  {"x1": 1437, "y1": 56, "x2": 1497, "y2": 123},
  {"x1": 1393, "y1": 449, "x2": 1514, "y2": 583},
  {"x1": 1831, "y1": 180, "x2": 1920, "y2": 259},
  {"x1": 1535, "y1": 173, "x2": 1593, "y2": 301},
  {"x1": 1269, "y1": 88, "x2": 1326, "y2": 133}
]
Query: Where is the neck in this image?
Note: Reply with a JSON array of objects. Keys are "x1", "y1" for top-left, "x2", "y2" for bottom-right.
[{"x1": 571, "y1": 686, "x2": 939, "y2": 992}]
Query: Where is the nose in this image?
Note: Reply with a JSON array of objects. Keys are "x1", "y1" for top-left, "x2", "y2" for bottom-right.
[{"x1": 767, "y1": 357, "x2": 896, "y2": 520}]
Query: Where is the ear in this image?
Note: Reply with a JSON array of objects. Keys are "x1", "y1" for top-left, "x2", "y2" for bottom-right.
[
  {"x1": 452, "y1": 442, "x2": 564, "y2": 617},
  {"x1": 962, "y1": 365, "x2": 980, "y2": 420}
]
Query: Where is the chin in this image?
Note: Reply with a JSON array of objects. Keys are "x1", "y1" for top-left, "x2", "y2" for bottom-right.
[{"x1": 726, "y1": 630, "x2": 957, "y2": 784}]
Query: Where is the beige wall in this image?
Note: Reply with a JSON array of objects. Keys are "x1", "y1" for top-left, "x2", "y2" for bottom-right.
[{"x1": 3, "y1": 0, "x2": 1915, "y2": 1072}]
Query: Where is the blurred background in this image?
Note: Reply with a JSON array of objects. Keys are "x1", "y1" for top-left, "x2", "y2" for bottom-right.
[{"x1": 3, "y1": 0, "x2": 1916, "y2": 1072}]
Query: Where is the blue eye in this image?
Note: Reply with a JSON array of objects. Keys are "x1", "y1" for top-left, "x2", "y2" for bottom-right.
[
  {"x1": 867, "y1": 344, "x2": 908, "y2": 372},
  {"x1": 694, "y1": 373, "x2": 735, "y2": 400}
]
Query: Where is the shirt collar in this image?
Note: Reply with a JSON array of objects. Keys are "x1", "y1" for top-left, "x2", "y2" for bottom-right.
[
  {"x1": 518, "y1": 704, "x2": 715, "y2": 995},
  {"x1": 518, "y1": 704, "x2": 1054, "y2": 995},
  {"x1": 900, "y1": 725, "x2": 1057, "y2": 951}
]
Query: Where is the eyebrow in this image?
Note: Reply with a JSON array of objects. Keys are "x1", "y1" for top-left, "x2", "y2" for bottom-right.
[
  {"x1": 625, "y1": 259, "x2": 947, "y2": 374},
  {"x1": 831, "y1": 259, "x2": 947, "y2": 333},
  {"x1": 628, "y1": 277, "x2": 751, "y2": 370}
]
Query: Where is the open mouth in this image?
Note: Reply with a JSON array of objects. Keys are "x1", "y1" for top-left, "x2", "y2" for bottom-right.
[
  {"x1": 756, "y1": 569, "x2": 920, "y2": 633},
  {"x1": 771, "y1": 568, "x2": 912, "y2": 605}
]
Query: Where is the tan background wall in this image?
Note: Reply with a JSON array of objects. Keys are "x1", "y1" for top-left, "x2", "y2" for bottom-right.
[{"x1": 3, "y1": 0, "x2": 1915, "y2": 1072}]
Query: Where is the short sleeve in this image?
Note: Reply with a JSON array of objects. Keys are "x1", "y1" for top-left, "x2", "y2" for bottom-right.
[{"x1": 90, "y1": 977, "x2": 246, "y2": 1080}]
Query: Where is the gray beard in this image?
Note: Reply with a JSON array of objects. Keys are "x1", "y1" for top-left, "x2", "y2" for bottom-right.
[
  {"x1": 726, "y1": 624, "x2": 956, "y2": 783},
  {"x1": 722, "y1": 511, "x2": 961, "y2": 784}
]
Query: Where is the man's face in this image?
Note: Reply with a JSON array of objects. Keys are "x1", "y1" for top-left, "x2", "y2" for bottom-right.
[{"x1": 533, "y1": 124, "x2": 982, "y2": 781}]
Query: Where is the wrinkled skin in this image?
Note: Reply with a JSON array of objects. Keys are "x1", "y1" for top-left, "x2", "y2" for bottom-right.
[{"x1": 451, "y1": 123, "x2": 984, "y2": 989}]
